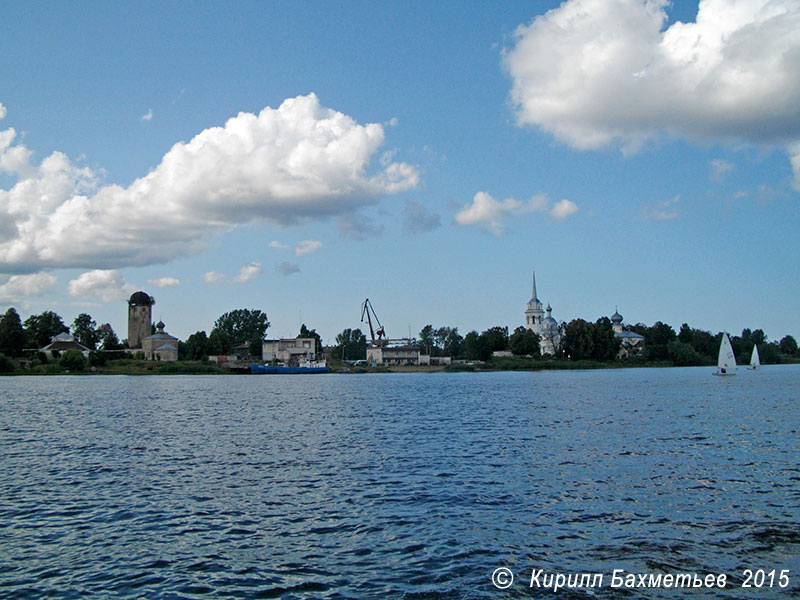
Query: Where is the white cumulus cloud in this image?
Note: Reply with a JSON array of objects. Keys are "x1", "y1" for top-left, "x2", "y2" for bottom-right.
[
  {"x1": 269, "y1": 240, "x2": 289, "y2": 249},
  {"x1": 505, "y1": 0, "x2": 800, "y2": 182},
  {"x1": 67, "y1": 269, "x2": 135, "y2": 302},
  {"x1": 141, "y1": 109, "x2": 153, "y2": 122},
  {"x1": 148, "y1": 277, "x2": 180, "y2": 288},
  {"x1": 295, "y1": 240, "x2": 323, "y2": 256},
  {"x1": 0, "y1": 93, "x2": 419, "y2": 274},
  {"x1": 550, "y1": 199, "x2": 579, "y2": 220},
  {"x1": 0, "y1": 272, "x2": 57, "y2": 302},
  {"x1": 234, "y1": 262, "x2": 262, "y2": 283},
  {"x1": 454, "y1": 192, "x2": 567, "y2": 235},
  {"x1": 204, "y1": 271, "x2": 225, "y2": 285}
]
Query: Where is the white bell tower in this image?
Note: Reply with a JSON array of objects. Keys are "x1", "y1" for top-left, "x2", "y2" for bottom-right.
[{"x1": 524, "y1": 269, "x2": 544, "y2": 335}]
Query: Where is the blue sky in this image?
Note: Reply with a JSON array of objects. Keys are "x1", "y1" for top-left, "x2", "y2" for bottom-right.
[{"x1": 1, "y1": 0, "x2": 799, "y2": 346}]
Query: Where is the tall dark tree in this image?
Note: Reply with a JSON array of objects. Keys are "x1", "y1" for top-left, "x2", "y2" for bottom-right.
[
  {"x1": 418, "y1": 325, "x2": 435, "y2": 355},
  {"x1": 0, "y1": 308, "x2": 27, "y2": 357},
  {"x1": 96, "y1": 323, "x2": 122, "y2": 350},
  {"x1": 183, "y1": 331, "x2": 210, "y2": 360},
  {"x1": 24, "y1": 311, "x2": 69, "y2": 348},
  {"x1": 509, "y1": 326, "x2": 540, "y2": 357},
  {"x1": 760, "y1": 342, "x2": 782, "y2": 364},
  {"x1": 687, "y1": 327, "x2": 717, "y2": 359},
  {"x1": 779, "y1": 335, "x2": 798, "y2": 356},
  {"x1": 440, "y1": 327, "x2": 463, "y2": 357},
  {"x1": 460, "y1": 330, "x2": 485, "y2": 361},
  {"x1": 298, "y1": 324, "x2": 323, "y2": 355},
  {"x1": 334, "y1": 328, "x2": 367, "y2": 361},
  {"x1": 212, "y1": 309, "x2": 270, "y2": 349},
  {"x1": 480, "y1": 326, "x2": 509, "y2": 354},
  {"x1": 208, "y1": 329, "x2": 232, "y2": 355},
  {"x1": 562, "y1": 319, "x2": 595, "y2": 360},
  {"x1": 644, "y1": 321, "x2": 677, "y2": 360},
  {"x1": 72, "y1": 313, "x2": 98, "y2": 350},
  {"x1": 592, "y1": 317, "x2": 620, "y2": 360}
]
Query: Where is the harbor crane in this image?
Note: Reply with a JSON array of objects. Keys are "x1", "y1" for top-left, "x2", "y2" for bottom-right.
[{"x1": 360, "y1": 298, "x2": 387, "y2": 347}]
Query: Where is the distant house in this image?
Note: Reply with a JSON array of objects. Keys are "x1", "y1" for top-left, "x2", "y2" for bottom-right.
[
  {"x1": 233, "y1": 343, "x2": 252, "y2": 359},
  {"x1": 262, "y1": 338, "x2": 316, "y2": 366},
  {"x1": 611, "y1": 310, "x2": 646, "y2": 358},
  {"x1": 367, "y1": 345, "x2": 421, "y2": 366},
  {"x1": 142, "y1": 321, "x2": 180, "y2": 362},
  {"x1": 40, "y1": 332, "x2": 90, "y2": 359}
]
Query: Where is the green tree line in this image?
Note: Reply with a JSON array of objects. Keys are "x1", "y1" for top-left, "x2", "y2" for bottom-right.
[
  {"x1": 331, "y1": 318, "x2": 799, "y2": 366},
  {"x1": 2, "y1": 303, "x2": 799, "y2": 371}
]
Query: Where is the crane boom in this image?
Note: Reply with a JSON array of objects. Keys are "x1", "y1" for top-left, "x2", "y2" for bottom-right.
[{"x1": 360, "y1": 298, "x2": 386, "y2": 346}]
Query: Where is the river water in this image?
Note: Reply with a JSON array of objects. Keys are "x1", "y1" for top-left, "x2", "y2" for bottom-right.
[{"x1": 1, "y1": 367, "x2": 798, "y2": 599}]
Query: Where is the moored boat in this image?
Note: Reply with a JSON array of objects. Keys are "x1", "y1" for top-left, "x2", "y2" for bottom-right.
[{"x1": 250, "y1": 360, "x2": 330, "y2": 374}]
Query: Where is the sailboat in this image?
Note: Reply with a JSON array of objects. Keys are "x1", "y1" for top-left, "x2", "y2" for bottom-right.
[
  {"x1": 748, "y1": 345, "x2": 760, "y2": 370},
  {"x1": 713, "y1": 333, "x2": 737, "y2": 376}
]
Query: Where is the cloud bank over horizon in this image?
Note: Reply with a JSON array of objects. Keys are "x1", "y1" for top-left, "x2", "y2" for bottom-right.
[
  {"x1": 0, "y1": 94, "x2": 419, "y2": 275},
  {"x1": 505, "y1": 0, "x2": 800, "y2": 184}
]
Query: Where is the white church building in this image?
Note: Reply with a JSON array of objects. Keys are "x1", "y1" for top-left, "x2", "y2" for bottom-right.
[{"x1": 524, "y1": 270, "x2": 562, "y2": 355}]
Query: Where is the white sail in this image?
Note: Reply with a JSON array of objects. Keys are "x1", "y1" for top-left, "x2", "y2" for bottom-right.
[
  {"x1": 715, "y1": 333, "x2": 737, "y2": 375},
  {"x1": 749, "y1": 345, "x2": 760, "y2": 370}
]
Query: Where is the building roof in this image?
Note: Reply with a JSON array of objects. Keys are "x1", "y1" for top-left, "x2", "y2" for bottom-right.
[
  {"x1": 611, "y1": 310, "x2": 624, "y2": 323},
  {"x1": 145, "y1": 333, "x2": 178, "y2": 342},
  {"x1": 615, "y1": 330, "x2": 644, "y2": 339},
  {"x1": 41, "y1": 339, "x2": 90, "y2": 353},
  {"x1": 144, "y1": 320, "x2": 178, "y2": 342},
  {"x1": 129, "y1": 291, "x2": 154, "y2": 306}
]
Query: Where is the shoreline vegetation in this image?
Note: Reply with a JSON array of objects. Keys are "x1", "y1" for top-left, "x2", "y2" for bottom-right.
[
  {"x1": 2, "y1": 306, "x2": 799, "y2": 376},
  {"x1": 2, "y1": 355, "x2": 799, "y2": 376}
]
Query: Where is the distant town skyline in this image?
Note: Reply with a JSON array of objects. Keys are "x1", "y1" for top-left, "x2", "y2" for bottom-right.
[{"x1": 1, "y1": 0, "x2": 799, "y2": 345}]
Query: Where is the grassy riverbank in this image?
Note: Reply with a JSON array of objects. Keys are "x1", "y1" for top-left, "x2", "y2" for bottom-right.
[{"x1": 3, "y1": 354, "x2": 797, "y2": 376}]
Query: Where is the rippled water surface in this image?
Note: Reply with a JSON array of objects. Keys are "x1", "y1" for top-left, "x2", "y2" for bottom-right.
[{"x1": 1, "y1": 367, "x2": 799, "y2": 599}]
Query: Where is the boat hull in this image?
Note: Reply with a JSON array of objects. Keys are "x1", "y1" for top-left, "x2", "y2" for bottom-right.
[{"x1": 250, "y1": 364, "x2": 330, "y2": 374}]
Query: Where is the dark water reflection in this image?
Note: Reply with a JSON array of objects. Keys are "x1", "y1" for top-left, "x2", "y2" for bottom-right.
[{"x1": 1, "y1": 367, "x2": 798, "y2": 598}]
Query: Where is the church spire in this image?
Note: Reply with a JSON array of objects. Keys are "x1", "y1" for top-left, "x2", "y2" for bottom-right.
[{"x1": 532, "y1": 269, "x2": 540, "y2": 303}]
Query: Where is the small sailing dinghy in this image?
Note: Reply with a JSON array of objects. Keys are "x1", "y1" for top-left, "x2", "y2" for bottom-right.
[
  {"x1": 713, "y1": 332, "x2": 737, "y2": 376},
  {"x1": 748, "y1": 345, "x2": 760, "y2": 370}
]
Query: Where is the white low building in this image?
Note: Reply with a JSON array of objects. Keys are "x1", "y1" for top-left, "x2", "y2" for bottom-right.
[
  {"x1": 367, "y1": 345, "x2": 420, "y2": 366},
  {"x1": 262, "y1": 338, "x2": 316, "y2": 366},
  {"x1": 40, "y1": 332, "x2": 91, "y2": 359}
]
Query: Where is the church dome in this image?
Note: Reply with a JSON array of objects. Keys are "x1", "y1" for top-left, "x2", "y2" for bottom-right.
[
  {"x1": 542, "y1": 304, "x2": 558, "y2": 331},
  {"x1": 129, "y1": 291, "x2": 154, "y2": 306},
  {"x1": 611, "y1": 310, "x2": 623, "y2": 324},
  {"x1": 543, "y1": 316, "x2": 559, "y2": 332}
]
